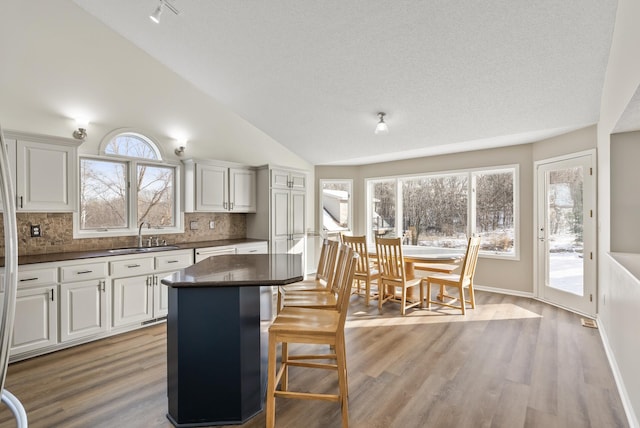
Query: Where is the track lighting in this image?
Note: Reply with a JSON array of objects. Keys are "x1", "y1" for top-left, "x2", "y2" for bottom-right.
[{"x1": 149, "y1": 0, "x2": 180, "y2": 24}]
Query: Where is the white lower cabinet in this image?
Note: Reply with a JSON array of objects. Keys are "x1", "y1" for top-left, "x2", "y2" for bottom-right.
[
  {"x1": 60, "y1": 279, "x2": 107, "y2": 342},
  {"x1": 112, "y1": 274, "x2": 154, "y2": 327},
  {"x1": 59, "y1": 261, "x2": 109, "y2": 342},
  {"x1": 13, "y1": 285, "x2": 57, "y2": 355},
  {"x1": 111, "y1": 250, "x2": 193, "y2": 328}
]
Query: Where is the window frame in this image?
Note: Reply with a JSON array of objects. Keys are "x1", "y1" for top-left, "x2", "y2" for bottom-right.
[
  {"x1": 365, "y1": 164, "x2": 519, "y2": 260},
  {"x1": 319, "y1": 179, "x2": 353, "y2": 238},
  {"x1": 73, "y1": 131, "x2": 182, "y2": 239}
]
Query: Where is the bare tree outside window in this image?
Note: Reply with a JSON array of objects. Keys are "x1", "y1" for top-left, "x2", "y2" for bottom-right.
[
  {"x1": 474, "y1": 170, "x2": 515, "y2": 254},
  {"x1": 80, "y1": 158, "x2": 128, "y2": 229},
  {"x1": 137, "y1": 164, "x2": 175, "y2": 226},
  {"x1": 402, "y1": 174, "x2": 468, "y2": 248},
  {"x1": 369, "y1": 179, "x2": 396, "y2": 238},
  {"x1": 366, "y1": 167, "x2": 517, "y2": 257}
]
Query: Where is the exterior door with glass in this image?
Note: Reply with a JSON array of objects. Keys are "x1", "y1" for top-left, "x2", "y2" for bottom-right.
[{"x1": 535, "y1": 152, "x2": 596, "y2": 316}]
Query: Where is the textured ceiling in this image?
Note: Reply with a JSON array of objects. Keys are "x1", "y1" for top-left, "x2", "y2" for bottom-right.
[{"x1": 72, "y1": 0, "x2": 618, "y2": 165}]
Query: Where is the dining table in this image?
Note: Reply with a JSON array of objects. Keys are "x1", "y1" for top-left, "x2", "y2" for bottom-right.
[{"x1": 370, "y1": 246, "x2": 463, "y2": 300}]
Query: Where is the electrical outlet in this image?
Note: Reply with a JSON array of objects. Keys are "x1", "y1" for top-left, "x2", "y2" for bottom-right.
[
  {"x1": 190, "y1": 221, "x2": 199, "y2": 230},
  {"x1": 209, "y1": 221, "x2": 215, "y2": 229},
  {"x1": 30, "y1": 224, "x2": 42, "y2": 237}
]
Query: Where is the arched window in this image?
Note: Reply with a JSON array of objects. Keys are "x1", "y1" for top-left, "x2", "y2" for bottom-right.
[
  {"x1": 102, "y1": 131, "x2": 162, "y2": 160},
  {"x1": 78, "y1": 130, "x2": 179, "y2": 236}
]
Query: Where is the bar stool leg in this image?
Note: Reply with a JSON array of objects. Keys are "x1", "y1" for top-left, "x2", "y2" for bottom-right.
[{"x1": 266, "y1": 334, "x2": 278, "y2": 428}]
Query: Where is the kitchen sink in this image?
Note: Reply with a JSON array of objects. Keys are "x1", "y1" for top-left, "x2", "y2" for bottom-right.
[{"x1": 107, "y1": 245, "x2": 181, "y2": 254}]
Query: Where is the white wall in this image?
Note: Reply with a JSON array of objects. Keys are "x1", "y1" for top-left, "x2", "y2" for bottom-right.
[
  {"x1": 597, "y1": 0, "x2": 640, "y2": 424},
  {"x1": 610, "y1": 131, "x2": 640, "y2": 253},
  {"x1": 0, "y1": 0, "x2": 311, "y2": 171}
]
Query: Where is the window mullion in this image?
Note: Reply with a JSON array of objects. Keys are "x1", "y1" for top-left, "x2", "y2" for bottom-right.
[
  {"x1": 129, "y1": 160, "x2": 137, "y2": 230},
  {"x1": 470, "y1": 172, "x2": 476, "y2": 238}
]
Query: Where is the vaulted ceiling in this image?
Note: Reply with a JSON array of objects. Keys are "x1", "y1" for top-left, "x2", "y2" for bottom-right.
[{"x1": 73, "y1": 0, "x2": 618, "y2": 165}]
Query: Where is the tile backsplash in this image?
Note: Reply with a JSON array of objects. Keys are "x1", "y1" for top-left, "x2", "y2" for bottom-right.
[{"x1": 0, "y1": 212, "x2": 247, "y2": 257}]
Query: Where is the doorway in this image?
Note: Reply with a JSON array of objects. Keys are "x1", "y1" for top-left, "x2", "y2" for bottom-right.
[{"x1": 535, "y1": 151, "x2": 596, "y2": 316}]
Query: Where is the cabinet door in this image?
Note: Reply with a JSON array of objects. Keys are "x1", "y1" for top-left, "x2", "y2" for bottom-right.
[
  {"x1": 229, "y1": 167, "x2": 256, "y2": 212},
  {"x1": 154, "y1": 273, "x2": 172, "y2": 318},
  {"x1": 12, "y1": 286, "x2": 57, "y2": 355},
  {"x1": 195, "y1": 164, "x2": 228, "y2": 212},
  {"x1": 271, "y1": 169, "x2": 292, "y2": 189},
  {"x1": 60, "y1": 279, "x2": 107, "y2": 342},
  {"x1": 112, "y1": 275, "x2": 153, "y2": 327},
  {"x1": 291, "y1": 190, "x2": 306, "y2": 236},
  {"x1": 15, "y1": 140, "x2": 75, "y2": 211},
  {"x1": 271, "y1": 189, "x2": 291, "y2": 243},
  {"x1": 289, "y1": 171, "x2": 306, "y2": 190}
]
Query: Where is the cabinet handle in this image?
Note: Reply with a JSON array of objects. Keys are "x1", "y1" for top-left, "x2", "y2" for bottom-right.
[
  {"x1": 153, "y1": 276, "x2": 158, "y2": 286},
  {"x1": 100, "y1": 280, "x2": 105, "y2": 292},
  {"x1": 77, "y1": 270, "x2": 93, "y2": 274},
  {"x1": 166, "y1": 260, "x2": 179, "y2": 264},
  {"x1": 50, "y1": 289, "x2": 54, "y2": 302},
  {"x1": 19, "y1": 277, "x2": 38, "y2": 282},
  {"x1": 18, "y1": 196, "x2": 23, "y2": 208},
  {"x1": 127, "y1": 264, "x2": 141, "y2": 268},
  {"x1": 230, "y1": 202, "x2": 234, "y2": 210}
]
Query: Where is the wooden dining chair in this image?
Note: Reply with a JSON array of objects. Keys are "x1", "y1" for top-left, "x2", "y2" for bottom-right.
[
  {"x1": 423, "y1": 236, "x2": 481, "y2": 315},
  {"x1": 375, "y1": 236, "x2": 424, "y2": 315},
  {"x1": 266, "y1": 244, "x2": 358, "y2": 428},
  {"x1": 277, "y1": 238, "x2": 339, "y2": 312},
  {"x1": 340, "y1": 233, "x2": 380, "y2": 306}
]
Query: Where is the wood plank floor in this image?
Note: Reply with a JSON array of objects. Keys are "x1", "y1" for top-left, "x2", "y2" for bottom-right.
[{"x1": 0, "y1": 290, "x2": 628, "y2": 428}]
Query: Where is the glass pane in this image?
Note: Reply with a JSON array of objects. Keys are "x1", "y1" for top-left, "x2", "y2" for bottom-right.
[
  {"x1": 137, "y1": 164, "x2": 175, "y2": 227},
  {"x1": 401, "y1": 174, "x2": 468, "y2": 248},
  {"x1": 321, "y1": 181, "x2": 351, "y2": 234},
  {"x1": 105, "y1": 133, "x2": 159, "y2": 160},
  {"x1": 370, "y1": 179, "x2": 396, "y2": 239},
  {"x1": 547, "y1": 166, "x2": 584, "y2": 295},
  {"x1": 475, "y1": 170, "x2": 515, "y2": 254},
  {"x1": 80, "y1": 158, "x2": 128, "y2": 229}
]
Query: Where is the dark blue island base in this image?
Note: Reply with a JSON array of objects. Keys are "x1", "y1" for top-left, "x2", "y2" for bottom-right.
[{"x1": 162, "y1": 254, "x2": 303, "y2": 427}]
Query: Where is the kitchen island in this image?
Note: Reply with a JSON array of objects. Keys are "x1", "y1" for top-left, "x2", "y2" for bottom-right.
[{"x1": 161, "y1": 253, "x2": 303, "y2": 427}]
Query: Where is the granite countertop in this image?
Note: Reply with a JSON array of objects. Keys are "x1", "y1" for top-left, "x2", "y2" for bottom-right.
[
  {"x1": 161, "y1": 253, "x2": 304, "y2": 288},
  {"x1": 11, "y1": 238, "x2": 266, "y2": 267}
]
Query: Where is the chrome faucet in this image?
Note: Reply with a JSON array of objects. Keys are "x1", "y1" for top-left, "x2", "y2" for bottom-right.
[{"x1": 138, "y1": 221, "x2": 150, "y2": 247}]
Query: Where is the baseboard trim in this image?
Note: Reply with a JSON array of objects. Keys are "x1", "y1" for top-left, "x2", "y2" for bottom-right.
[
  {"x1": 472, "y1": 284, "x2": 534, "y2": 298},
  {"x1": 597, "y1": 316, "x2": 639, "y2": 428}
]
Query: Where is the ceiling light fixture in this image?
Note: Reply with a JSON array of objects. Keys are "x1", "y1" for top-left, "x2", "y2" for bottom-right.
[
  {"x1": 149, "y1": 0, "x2": 180, "y2": 24},
  {"x1": 375, "y1": 112, "x2": 389, "y2": 135}
]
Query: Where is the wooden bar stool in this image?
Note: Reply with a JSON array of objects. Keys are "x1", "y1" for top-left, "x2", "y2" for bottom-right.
[{"x1": 265, "y1": 244, "x2": 358, "y2": 428}]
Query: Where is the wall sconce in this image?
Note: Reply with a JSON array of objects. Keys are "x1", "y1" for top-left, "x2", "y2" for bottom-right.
[
  {"x1": 374, "y1": 112, "x2": 389, "y2": 135},
  {"x1": 175, "y1": 140, "x2": 187, "y2": 156},
  {"x1": 73, "y1": 118, "x2": 89, "y2": 140}
]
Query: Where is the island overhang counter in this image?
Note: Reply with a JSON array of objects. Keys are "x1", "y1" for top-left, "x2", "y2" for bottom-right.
[{"x1": 161, "y1": 253, "x2": 303, "y2": 427}]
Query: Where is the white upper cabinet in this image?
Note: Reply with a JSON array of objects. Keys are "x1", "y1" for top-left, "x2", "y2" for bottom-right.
[
  {"x1": 183, "y1": 160, "x2": 256, "y2": 213},
  {"x1": 3, "y1": 131, "x2": 79, "y2": 212}
]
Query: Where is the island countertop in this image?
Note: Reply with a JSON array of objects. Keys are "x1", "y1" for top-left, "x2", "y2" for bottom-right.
[{"x1": 161, "y1": 253, "x2": 304, "y2": 287}]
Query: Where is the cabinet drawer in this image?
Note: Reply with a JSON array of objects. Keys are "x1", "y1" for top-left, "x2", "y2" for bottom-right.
[
  {"x1": 155, "y1": 252, "x2": 192, "y2": 271},
  {"x1": 18, "y1": 267, "x2": 57, "y2": 286},
  {"x1": 110, "y1": 257, "x2": 154, "y2": 277},
  {"x1": 60, "y1": 262, "x2": 108, "y2": 282}
]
